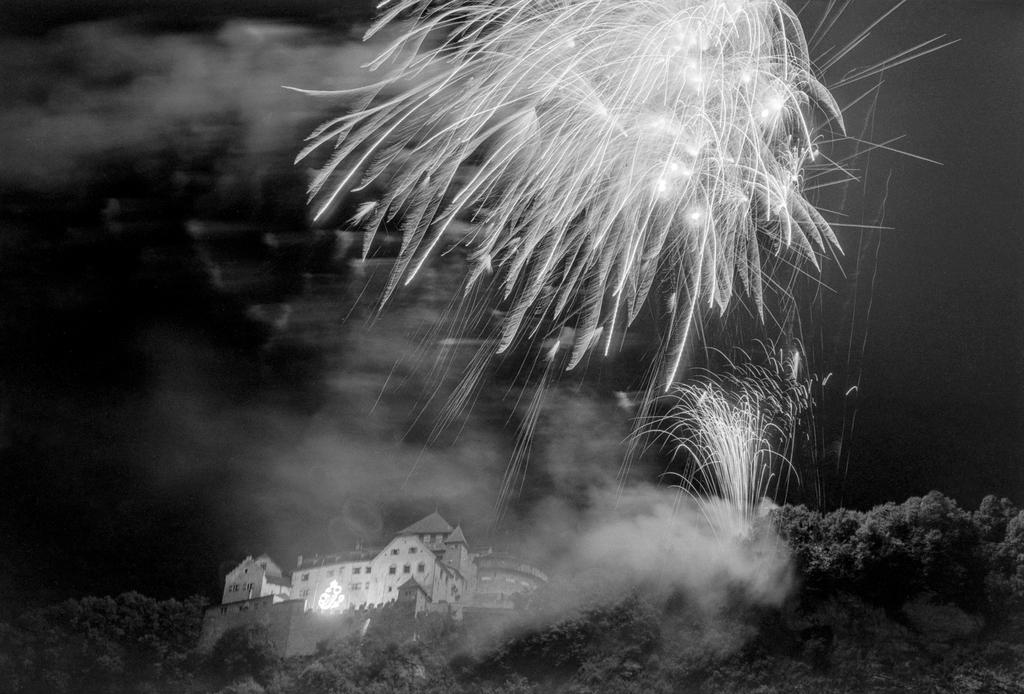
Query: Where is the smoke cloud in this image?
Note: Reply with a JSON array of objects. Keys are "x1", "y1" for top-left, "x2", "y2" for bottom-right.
[
  {"x1": 0, "y1": 18, "x2": 796, "y2": 621},
  {"x1": 0, "y1": 18, "x2": 402, "y2": 202}
]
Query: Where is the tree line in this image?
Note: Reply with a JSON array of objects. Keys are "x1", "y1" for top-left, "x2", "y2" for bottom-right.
[{"x1": 2, "y1": 491, "x2": 1022, "y2": 693}]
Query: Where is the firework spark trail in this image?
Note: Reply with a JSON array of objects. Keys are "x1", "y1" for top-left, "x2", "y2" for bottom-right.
[
  {"x1": 298, "y1": 0, "x2": 845, "y2": 391},
  {"x1": 653, "y1": 349, "x2": 807, "y2": 537}
]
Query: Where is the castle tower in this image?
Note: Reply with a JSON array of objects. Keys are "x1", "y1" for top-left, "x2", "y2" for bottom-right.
[{"x1": 443, "y1": 525, "x2": 469, "y2": 572}]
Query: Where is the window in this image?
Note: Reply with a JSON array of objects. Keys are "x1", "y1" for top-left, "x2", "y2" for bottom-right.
[
  {"x1": 417, "y1": 562, "x2": 425, "y2": 573},
  {"x1": 364, "y1": 582, "x2": 370, "y2": 589},
  {"x1": 353, "y1": 567, "x2": 361, "y2": 575},
  {"x1": 301, "y1": 573, "x2": 309, "y2": 582},
  {"x1": 390, "y1": 548, "x2": 399, "y2": 555},
  {"x1": 389, "y1": 565, "x2": 397, "y2": 575},
  {"x1": 220, "y1": 607, "x2": 228, "y2": 615},
  {"x1": 350, "y1": 583, "x2": 360, "y2": 591},
  {"x1": 409, "y1": 547, "x2": 417, "y2": 554},
  {"x1": 365, "y1": 567, "x2": 372, "y2": 574},
  {"x1": 403, "y1": 564, "x2": 411, "y2": 574},
  {"x1": 300, "y1": 589, "x2": 309, "y2": 598}
]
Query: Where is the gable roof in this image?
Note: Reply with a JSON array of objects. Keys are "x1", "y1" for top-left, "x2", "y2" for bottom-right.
[
  {"x1": 397, "y1": 511, "x2": 453, "y2": 536},
  {"x1": 255, "y1": 554, "x2": 283, "y2": 576},
  {"x1": 444, "y1": 525, "x2": 467, "y2": 545},
  {"x1": 397, "y1": 577, "x2": 431, "y2": 598}
]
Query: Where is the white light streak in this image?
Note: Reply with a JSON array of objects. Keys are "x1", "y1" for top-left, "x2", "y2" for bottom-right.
[{"x1": 299, "y1": 0, "x2": 843, "y2": 389}]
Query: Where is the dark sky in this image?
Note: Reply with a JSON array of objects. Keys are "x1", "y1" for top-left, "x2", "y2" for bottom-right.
[{"x1": 0, "y1": 0, "x2": 1021, "y2": 611}]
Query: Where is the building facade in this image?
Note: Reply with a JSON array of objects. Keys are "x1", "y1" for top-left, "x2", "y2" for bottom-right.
[
  {"x1": 199, "y1": 511, "x2": 546, "y2": 656},
  {"x1": 221, "y1": 554, "x2": 292, "y2": 604}
]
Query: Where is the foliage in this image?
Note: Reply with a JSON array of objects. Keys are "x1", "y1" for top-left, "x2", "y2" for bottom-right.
[
  {"x1": 773, "y1": 491, "x2": 1021, "y2": 612},
  {"x1": 2, "y1": 492, "x2": 1023, "y2": 693},
  {"x1": 208, "y1": 624, "x2": 280, "y2": 687},
  {"x1": 0, "y1": 591, "x2": 206, "y2": 693}
]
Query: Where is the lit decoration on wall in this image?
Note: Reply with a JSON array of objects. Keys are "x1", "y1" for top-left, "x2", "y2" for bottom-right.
[{"x1": 317, "y1": 580, "x2": 345, "y2": 610}]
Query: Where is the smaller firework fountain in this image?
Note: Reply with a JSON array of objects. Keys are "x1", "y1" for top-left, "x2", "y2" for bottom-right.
[{"x1": 656, "y1": 348, "x2": 808, "y2": 538}]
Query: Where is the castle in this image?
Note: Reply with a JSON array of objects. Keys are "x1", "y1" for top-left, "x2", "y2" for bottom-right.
[{"x1": 198, "y1": 511, "x2": 547, "y2": 656}]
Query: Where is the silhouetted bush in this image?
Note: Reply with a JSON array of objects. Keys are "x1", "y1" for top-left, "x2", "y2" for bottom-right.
[
  {"x1": 209, "y1": 623, "x2": 279, "y2": 687},
  {"x1": 774, "y1": 490, "x2": 1019, "y2": 612},
  {"x1": 0, "y1": 592, "x2": 205, "y2": 693}
]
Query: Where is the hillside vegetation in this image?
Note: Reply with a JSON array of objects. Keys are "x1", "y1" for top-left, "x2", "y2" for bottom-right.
[{"x1": 2, "y1": 491, "x2": 1022, "y2": 693}]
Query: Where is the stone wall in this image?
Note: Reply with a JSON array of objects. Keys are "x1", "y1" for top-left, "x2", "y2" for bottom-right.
[{"x1": 198, "y1": 594, "x2": 420, "y2": 657}]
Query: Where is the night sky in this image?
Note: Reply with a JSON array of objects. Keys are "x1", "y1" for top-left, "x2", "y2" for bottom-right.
[{"x1": 0, "y1": 0, "x2": 1021, "y2": 614}]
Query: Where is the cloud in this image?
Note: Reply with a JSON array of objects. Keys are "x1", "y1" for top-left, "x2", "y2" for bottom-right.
[
  {"x1": 0, "y1": 18, "x2": 406, "y2": 199},
  {"x1": 518, "y1": 485, "x2": 793, "y2": 614},
  {"x1": 0, "y1": 18, "x2": 795, "y2": 621}
]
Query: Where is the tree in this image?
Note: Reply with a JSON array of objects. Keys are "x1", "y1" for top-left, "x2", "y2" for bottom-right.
[{"x1": 209, "y1": 624, "x2": 279, "y2": 686}]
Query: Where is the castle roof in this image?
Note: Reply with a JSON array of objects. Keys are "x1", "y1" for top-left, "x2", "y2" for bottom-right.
[
  {"x1": 255, "y1": 554, "x2": 283, "y2": 576},
  {"x1": 397, "y1": 511, "x2": 453, "y2": 536},
  {"x1": 297, "y1": 549, "x2": 379, "y2": 569},
  {"x1": 444, "y1": 525, "x2": 467, "y2": 545},
  {"x1": 397, "y1": 577, "x2": 431, "y2": 598}
]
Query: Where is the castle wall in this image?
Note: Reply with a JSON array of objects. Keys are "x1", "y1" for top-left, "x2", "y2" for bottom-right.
[
  {"x1": 199, "y1": 595, "x2": 416, "y2": 657},
  {"x1": 471, "y1": 554, "x2": 547, "y2": 610},
  {"x1": 373, "y1": 535, "x2": 449, "y2": 605},
  {"x1": 281, "y1": 606, "x2": 364, "y2": 657},
  {"x1": 294, "y1": 559, "x2": 378, "y2": 612},
  {"x1": 198, "y1": 595, "x2": 299, "y2": 653}
]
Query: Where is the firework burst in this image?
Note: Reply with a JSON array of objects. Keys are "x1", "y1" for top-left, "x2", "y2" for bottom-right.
[
  {"x1": 654, "y1": 347, "x2": 809, "y2": 537},
  {"x1": 299, "y1": 0, "x2": 844, "y2": 389}
]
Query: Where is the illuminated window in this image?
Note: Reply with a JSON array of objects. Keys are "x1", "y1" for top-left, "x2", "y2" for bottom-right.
[
  {"x1": 417, "y1": 563, "x2": 425, "y2": 573},
  {"x1": 389, "y1": 565, "x2": 397, "y2": 575},
  {"x1": 403, "y1": 565, "x2": 411, "y2": 574}
]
